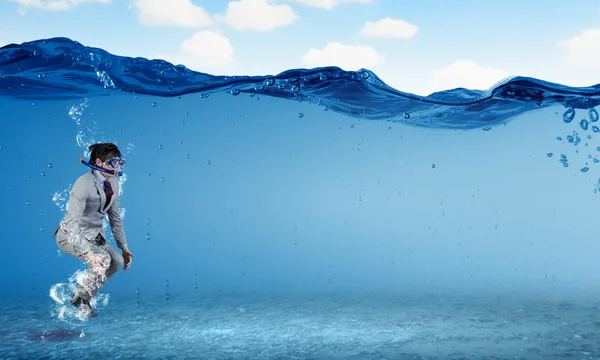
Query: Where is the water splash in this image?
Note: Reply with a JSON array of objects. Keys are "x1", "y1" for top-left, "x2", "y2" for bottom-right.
[
  {"x1": 48, "y1": 270, "x2": 110, "y2": 322},
  {"x1": 1, "y1": 37, "x2": 599, "y2": 130}
]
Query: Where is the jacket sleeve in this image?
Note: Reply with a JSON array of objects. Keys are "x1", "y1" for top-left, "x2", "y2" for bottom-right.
[
  {"x1": 60, "y1": 177, "x2": 90, "y2": 255},
  {"x1": 106, "y1": 180, "x2": 128, "y2": 250}
]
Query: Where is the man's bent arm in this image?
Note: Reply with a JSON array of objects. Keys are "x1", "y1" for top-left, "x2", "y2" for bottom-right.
[
  {"x1": 61, "y1": 178, "x2": 89, "y2": 255},
  {"x1": 106, "y1": 181, "x2": 128, "y2": 250}
]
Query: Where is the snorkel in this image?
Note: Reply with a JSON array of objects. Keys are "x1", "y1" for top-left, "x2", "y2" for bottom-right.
[{"x1": 80, "y1": 158, "x2": 124, "y2": 176}]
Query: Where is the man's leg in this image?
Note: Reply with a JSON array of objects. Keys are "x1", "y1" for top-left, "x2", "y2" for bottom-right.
[
  {"x1": 84, "y1": 242, "x2": 124, "y2": 299},
  {"x1": 56, "y1": 234, "x2": 107, "y2": 317}
]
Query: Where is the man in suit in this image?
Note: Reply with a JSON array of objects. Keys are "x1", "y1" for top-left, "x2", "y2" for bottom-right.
[{"x1": 53, "y1": 142, "x2": 134, "y2": 318}]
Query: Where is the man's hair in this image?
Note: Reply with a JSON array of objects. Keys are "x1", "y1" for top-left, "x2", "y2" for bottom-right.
[{"x1": 88, "y1": 143, "x2": 122, "y2": 165}]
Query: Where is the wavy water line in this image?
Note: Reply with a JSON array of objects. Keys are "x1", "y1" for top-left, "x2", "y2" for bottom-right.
[{"x1": 1, "y1": 37, "x2": 599, "y2": 129}]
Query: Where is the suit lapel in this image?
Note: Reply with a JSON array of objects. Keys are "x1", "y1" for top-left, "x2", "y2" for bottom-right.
[{"x1": 92, "y1": 170, "x2": 107, "y2": 211}]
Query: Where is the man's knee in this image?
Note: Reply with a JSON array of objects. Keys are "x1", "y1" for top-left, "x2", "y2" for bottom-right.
[{"x1": 111, "y1": 252, "x2": 124, "y2": 271}]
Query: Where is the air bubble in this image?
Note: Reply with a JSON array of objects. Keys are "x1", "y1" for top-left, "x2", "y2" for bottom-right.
[
  {"x1": 593, "y1": 126, "x2": 599, "y2": 133},
  {"x1": 362, "y1": 71, "x2": 370, "y2": 79},
  {"x1": 298, "y1": 113, "x2": 304, "y2": 118},
  {"x1": 160, "y1": 177, "x2": 164, "y2": 182},
  {"x1": 547, "y1": 153, "x2": 553, "y2": 157},
  {"x1": 41, "y1": 172, "x2": 46, "y2": 176},
  {"x1": 432, "y1": 164, "x2": 436, "y2": 168},
  {"x1": 26, "y1": 201, "x2": 30, "y2": 206},
  {"x1": 563, "y1": 108, "x2": 575, "y2": 123},
  {"x1": 152, "y1": 102, "x2": 157, "y2": 107},
  {"x1": 403, "y1": 112, "x2": 411, "y2": 119},
  {"x1": 159, "y1": 145, "x2": 163, "y2": 150},
  {"x1": 37, "y1": 74, "x2": 46, "y2": 80},
  {"x1": 230, "y1": 89, "x2": 240, "y2": 96},
  {"x1": 265, "y1": 78, "x2": 275, "y2": 86},
  {"x1": 165, "y1": 293, "x2": 170, "y2": 300},
  {"x1": 207, "y1": 160, "x2": 212, "y2": 165},
  {"x1": 186, "y1": 154, "x2": 191, "y2": 159},
  {"x1": 194, "y1": 284, "x2": 198, "y2": 289},
  {"x1": 589, "y1": 109, "x2": 599, "y2": 122},
  {"x1": 146, "y1": 233, "x2": 150, "y2": 240}
]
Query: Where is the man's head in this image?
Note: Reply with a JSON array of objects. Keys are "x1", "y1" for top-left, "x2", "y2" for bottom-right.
[{"x1": 88, "y1": 143, "x2": 125, "y2": 178}]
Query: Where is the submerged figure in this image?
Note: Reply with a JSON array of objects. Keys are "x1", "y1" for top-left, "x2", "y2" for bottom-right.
[{"x1": 53, "y1": 142, "x2": 133, "y2": 318}]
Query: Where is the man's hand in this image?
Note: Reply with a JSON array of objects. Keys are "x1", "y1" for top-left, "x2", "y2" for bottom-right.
[{"x1": 122, "y1": 247, "x2": 134, "y2": 271}]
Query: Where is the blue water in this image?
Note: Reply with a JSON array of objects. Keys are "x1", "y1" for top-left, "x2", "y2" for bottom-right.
[{"x1": 1, "y1": 37, "x2": 600, "y2": 359}]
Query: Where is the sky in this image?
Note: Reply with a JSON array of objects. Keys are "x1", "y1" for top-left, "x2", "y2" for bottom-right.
[{"x1": 0, "y1": 0, "x2": 599, "y2": 96}]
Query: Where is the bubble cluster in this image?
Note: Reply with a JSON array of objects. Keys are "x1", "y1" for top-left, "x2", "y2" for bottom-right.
[
  {"x1": 555, "y1": 107, "x2": 600, "y2": 176},
  {"x1": 559, "y1": 154, "x2": 569, "y2": 167}
]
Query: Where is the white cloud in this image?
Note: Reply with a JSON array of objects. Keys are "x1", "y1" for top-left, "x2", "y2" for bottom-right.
[
  {"x1": 157, "y1": 31, "x2": 234, "y2": 71},
  {"x1": 360, "y1": 18, "x2": 418, "y2": 39},
  {"x1": 216, "y1": 0, "x2": 298, "y2": 32},
  {"x1": 431, "y1": 60, "x2": 510, "y2": 92},
  {"x1": 131, "y1": 0, "x2": 212, "y2": 27},
  {"x1": 301, "y1": 42, "x2": 383, "y2": 70},
  {"x1": 291, "y1": 0, "x2": 371, "y2": 10},
  {"x1": 8, "y1": 0, "x2": 109, "y2": 11},
  {"x1": 558, "y1": 28, "x2": 600, "y2": 69}
]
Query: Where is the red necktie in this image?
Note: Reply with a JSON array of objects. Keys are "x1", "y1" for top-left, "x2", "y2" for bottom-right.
[{"x1": 104, "y1": 181, "x2": 113, "y2": 209}]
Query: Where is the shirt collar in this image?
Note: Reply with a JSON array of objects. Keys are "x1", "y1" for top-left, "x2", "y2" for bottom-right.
[{"x1": 93, "y1": 169, "x2": 107, "y2": 184}]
